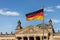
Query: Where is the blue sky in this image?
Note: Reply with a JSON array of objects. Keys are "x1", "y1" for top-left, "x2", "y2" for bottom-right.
[{"x1": 0, "y1": 0, "x2": 60, "y2": 33}]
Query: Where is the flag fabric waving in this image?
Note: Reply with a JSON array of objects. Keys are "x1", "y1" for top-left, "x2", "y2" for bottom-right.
[{"x1": 26, "y1": 9, "x2": 44, "y2": 21}]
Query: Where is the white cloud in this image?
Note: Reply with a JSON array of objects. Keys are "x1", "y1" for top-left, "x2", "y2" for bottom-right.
[
  {"x1": 56, "y1": 5, "x2": 60, "y2": 8},
  {"x1": 44, "y1": 8, "x2": 54, "y2": 12},
  {"x1": 47, "y1": 7, "x2": 53, "y2": 8},
  {"x1": 51, "y1": 19, "x2": 60, "y2": 23},
  {"x1": 0, "y1": 9, "x2": 19, "y2": 16}
]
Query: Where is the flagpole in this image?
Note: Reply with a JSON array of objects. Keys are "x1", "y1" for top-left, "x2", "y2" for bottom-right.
[
  {"x1": 42, "y1": 18, "x2": 44, "y2": 40},
  {"x1": 42, "y1": 8, "x2": 44, "y2": 40}
]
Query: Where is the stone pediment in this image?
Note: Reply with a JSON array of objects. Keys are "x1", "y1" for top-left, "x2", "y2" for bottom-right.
[{"x1": 16, "y1": 25, "x2": 48, "y2": 34}]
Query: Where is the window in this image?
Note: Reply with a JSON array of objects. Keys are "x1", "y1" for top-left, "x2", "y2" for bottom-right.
[
  {"x1": 44, "y1": 36, "x2": 46, "y2": 39},
  {"x1": 42, "y1": 36, "x2": 46, "y2": 40}
]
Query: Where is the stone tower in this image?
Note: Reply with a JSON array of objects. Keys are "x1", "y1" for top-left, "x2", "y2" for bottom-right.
[
  {"x1": 16, "y1": 20, "x2": 22, "y2": 33},
  {"x1": 49, "y1": 19, "x2": 52, "y2": 26},
  {"x1": 48, "y1": 19, "x2": 54, "y2": 35}
]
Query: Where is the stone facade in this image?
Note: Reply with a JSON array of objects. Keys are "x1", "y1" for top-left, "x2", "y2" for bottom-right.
[{"x1": 0, "y1": 19, "x2": 60, "y2": 40}]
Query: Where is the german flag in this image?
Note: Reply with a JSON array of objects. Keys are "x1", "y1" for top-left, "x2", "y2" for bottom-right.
[{"x1": 26, "y1": 9, "x2": 44, "y2": 21}]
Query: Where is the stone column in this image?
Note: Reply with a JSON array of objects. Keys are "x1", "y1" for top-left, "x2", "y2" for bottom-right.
[
  {"x1": 15, "y1": 37, "x2": 18, "y2": 40},
  {"x1": 28, "y1": 37, "x2": 29, "y2": 40},
  {"x1": 16, "y1": 38, "x2": 18, "y2": 40},
  {"x1": 46, "y1": 36, "x2": 48, "y2": 40},
  {"x1": 22, "y1": 37, "x2": 23, "y2": 40},
  {"x1": 34, "y1": 36, "x2": 36, "y2": 40},
  {"x1": 40, "y1": 36, "x2": 42, "y2": 40}
]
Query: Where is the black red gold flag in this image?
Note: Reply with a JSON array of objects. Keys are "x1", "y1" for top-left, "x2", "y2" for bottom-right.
[{"x1": 26, "y1": 9, "x2": 44, "y2": 21}]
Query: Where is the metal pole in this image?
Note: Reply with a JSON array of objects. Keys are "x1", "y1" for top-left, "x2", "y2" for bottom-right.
[
  {"x1": 42, "y1": 8, "x2": 44, "y2": 40},
  {"x1": 42, "y1": 20, "x2": 44, "y2": 40}
]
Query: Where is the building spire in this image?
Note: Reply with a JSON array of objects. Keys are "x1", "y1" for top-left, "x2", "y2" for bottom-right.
[
  {"x1": 49, "y1": 19, "x2": 52, "y2": 26},
  {"x1": 0, "y1": 32, "x2": 2, "y2": 35},
  {"x1": 48, "y1": 19, "x2": 53, "y2": 29},
  {"x1": 18, "y1": 20, "x2": 21, "y2": 27},
  {"x1": 16, "y1": 20, "x2": 22, "y2": 30}
]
